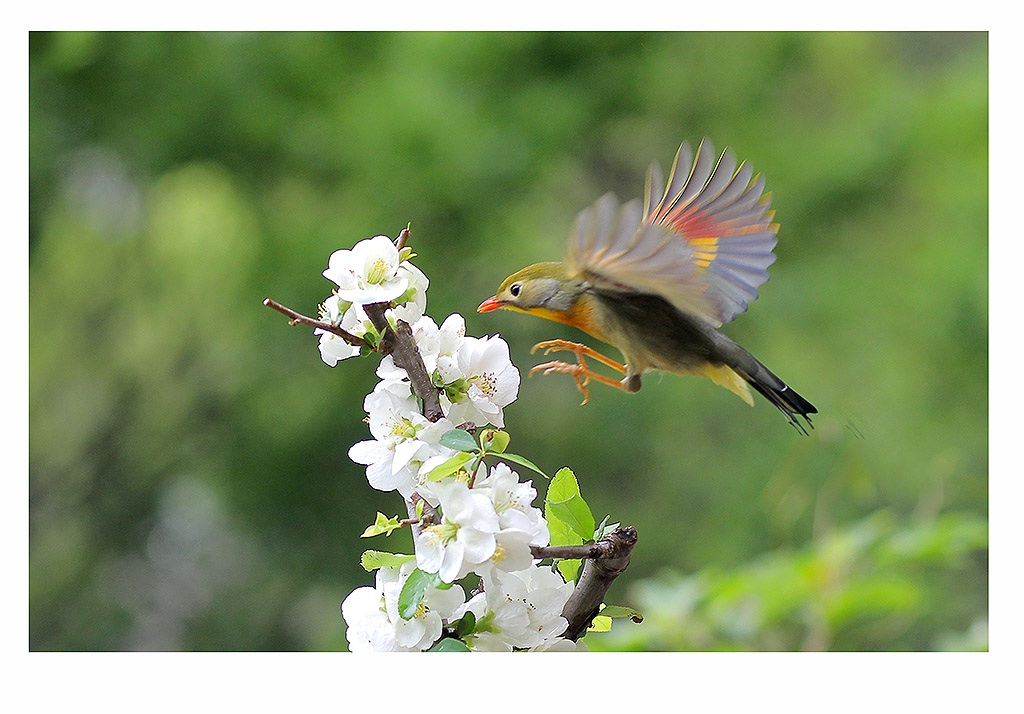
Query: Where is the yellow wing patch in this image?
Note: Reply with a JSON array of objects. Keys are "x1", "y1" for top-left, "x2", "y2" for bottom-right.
[{"x1": 688, "y1": 236, "x2": 719, "y2": 271}]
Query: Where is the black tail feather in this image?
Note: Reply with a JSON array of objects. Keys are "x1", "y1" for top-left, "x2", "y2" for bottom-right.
[
  {"x1": 734, "y1": 358, "x2": 816, "y2": 435},
  {"x1": 746, "y1": 375, "x2": 816, "y2": 435}
]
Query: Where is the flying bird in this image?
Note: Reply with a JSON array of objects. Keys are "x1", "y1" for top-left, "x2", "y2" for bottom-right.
[{"x1": 478, "y1": 138, "x2": 816, "y2": 433}]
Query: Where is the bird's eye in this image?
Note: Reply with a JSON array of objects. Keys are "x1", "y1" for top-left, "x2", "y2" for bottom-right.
[{"x1": 509, "y1": 283, "x2": 522, "y2": 298}]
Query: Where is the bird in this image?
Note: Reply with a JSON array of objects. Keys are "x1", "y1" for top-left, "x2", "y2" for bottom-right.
[{"x1": 477, "y1": 138, "x2": 816, "y2": 434}]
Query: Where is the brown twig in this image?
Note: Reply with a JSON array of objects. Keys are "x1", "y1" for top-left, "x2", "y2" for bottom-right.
[
  {"x1": 536, "y1": 526, "x2": 638, "y2": 642},
  {"x1": 262, "y1": 297, "x2": 369, "y2": 347},
  {"x1": 363, "y1": 302, "x2": 445, "y2": 423},
  {"x1": 405, "y1": 493, "x2": 441, "y2": 538},
  {"x1": 529, "y1": 530, "x2": 634, "y2": 561}
]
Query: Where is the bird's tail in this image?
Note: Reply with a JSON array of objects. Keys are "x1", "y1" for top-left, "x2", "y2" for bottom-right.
[
  {"x1": 736, "y1": 357, "x2": 817, "y2": 435},
  {"x1": 704, "y1": 336, "x2": 817, "y2": 434},
  {"x1": 698, "y1": 356, "x2": 816, "y2": 435}
]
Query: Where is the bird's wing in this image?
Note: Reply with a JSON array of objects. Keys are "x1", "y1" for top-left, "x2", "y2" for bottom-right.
[{"x1": 566, "y1": 138, "x2": 778, "y2": 327}]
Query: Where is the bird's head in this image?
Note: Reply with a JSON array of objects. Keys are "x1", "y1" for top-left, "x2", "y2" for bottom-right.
[{"x1": 477, "y1": 262, "x2": 584, "y2": 325}]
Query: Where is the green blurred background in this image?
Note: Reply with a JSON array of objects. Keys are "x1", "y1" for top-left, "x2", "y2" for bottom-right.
[{"x1": 29, "y1": 31, "x2": 987, "y2": 651}]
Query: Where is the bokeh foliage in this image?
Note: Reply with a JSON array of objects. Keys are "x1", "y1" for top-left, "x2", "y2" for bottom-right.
[{"x1": 29, "y1": 31, "x2": 987, "y2": 651}]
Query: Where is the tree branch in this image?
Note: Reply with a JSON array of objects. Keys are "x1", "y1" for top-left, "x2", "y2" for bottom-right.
[
  {"x1": 404, "y1": 493, "x2": 441, "y2": 539},
  {"x1": 362, "y1": 302, "x2": 445, "y2": 423},
  {"x1": 545, "y1": 526, "x2": 638, "y2": 642},
  {"x1": 530, "y1": 529, "x2": 636, "y2": 561},
  {"x1": 262, "y1": 297, "x2": 369, "y2": 347}
]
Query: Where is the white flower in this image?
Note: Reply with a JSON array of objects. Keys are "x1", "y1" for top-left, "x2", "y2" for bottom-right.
[
  {"x1": 530, "y1": 636, "x2": 586, "y2": 652},
  {"x1": 487, "y1": 527, "x2": 539, "y2": 575},
  {"x1": 514, "y1": 562, "x2": 575, "y2": 645},
  {"x1": 374, "y1": 313, "x2": 471, "y2": 420},
  {"x1": 348, "y1": 386, "x2": 456, "y2": 497},
  {"x1": 415, "y1": 479, "x2": 500, "y2": 582},
  {"x1": 415, "y1": 451, "x2": 461, "y2": 501},
  {"x1": 323, "y1": 235, "x2": 408, "y2": 305},
  {"x1": 314, "y1": 294, "x2": 371, "y2": 366},
  {"x1": 383, "y1": 561, "x2": 466, "y2": 651},
  {"x1": 466, "y1": 463, "x2": 550, "y2": 576},
  {"x1": 342, "y1": 562, "x2": 466, "y2": 652},
  {"x1": 442, "y1": 334, "x2": 520, "y2": 429},
  {"x1": 342, "y1": 581, "x2": 398, "y2": 652},
  {"x1": 475, "y1": 462, "x2": 548, "y2": 542},
  {"x1": 458, "y1": 564, "x2": 573, "y2": 651},
  {"x1": 435, "y1": 313, "x2": 467, "y2": 384},
  {"x1": 342, "y1": 566, "x2": 413, "y2": 652},
  {"x1": 378, "y1": 312, "x2": 466, "y2": 388},
  {"x1": 375, "y1": 315, "x2": 441, "y2": 396},
  {"x1": 392, "y1": 261, "x2": 429, "y2": 324},
  {"x1": 314, "y1": 239, "x2": 427, "y2": 367},
  {"x1": 457, "y1": 590, "x2": 528, "y2": 652}
]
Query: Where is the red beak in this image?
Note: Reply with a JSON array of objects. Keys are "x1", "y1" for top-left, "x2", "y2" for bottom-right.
[{"x1": 477, "y1": 296, "x2": 503, "y2": 313}]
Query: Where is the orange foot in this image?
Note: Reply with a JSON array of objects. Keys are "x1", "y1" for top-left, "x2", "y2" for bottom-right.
[{"x1": 529, "y1": 339, "x2": 628, "y2": 405}]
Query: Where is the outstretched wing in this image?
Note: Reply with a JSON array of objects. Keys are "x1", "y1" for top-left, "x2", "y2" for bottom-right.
[{"x1": 566, "y1": 138, "x2": 779, "y2": 327}]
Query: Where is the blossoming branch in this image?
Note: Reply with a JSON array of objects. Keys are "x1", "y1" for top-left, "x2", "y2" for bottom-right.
[{"x1": 263, "y1": 231, "x2": 639, "y2": 651}]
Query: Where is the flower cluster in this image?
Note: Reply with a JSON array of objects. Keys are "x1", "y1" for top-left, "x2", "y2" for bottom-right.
[
  {"x1": 315, "y1": 235, "x2": 428, "y2": 365},
  {"x1": 342, "y1": 560, "x2": 576, "y2": 652},
  {"x1": 322, "y1": 235, "x2": 578, "y2": 652}
]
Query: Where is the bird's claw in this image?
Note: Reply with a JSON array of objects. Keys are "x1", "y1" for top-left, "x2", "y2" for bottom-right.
[
  {"x1": 529, "y1": 360, "x2": 592, "y2": 405},
  {"x1": 531, "y1": 339, "x2": 587, "y2": 357},
  {"x1": 530, "y1": 339, "x2": 627, "y2": 373},
  {"x1": 528, "y1": 339, "x2": 631, "y2": 405}
]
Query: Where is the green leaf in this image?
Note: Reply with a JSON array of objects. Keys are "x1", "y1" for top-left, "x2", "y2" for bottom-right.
[
  {"x1": 545, "y1": 467, "x2": 596, "y2": 584},
  {"x1": 360, "y1": 550, "x2": 416, "y2": 572},
  {"x1": 398, "y1": 568, "x2": 443, "y2": 620},
  {"x1": 427, "y1": 451, "x2": 474, "y2": 481},
  {"x1": 598, "y1": 604, "x2": 644, "y2": 623},
  {"x1": 360, "y1": 512, "x2": 404, "y2": 538},
  {"x1": 546, "y1": 504, "x2": 583, "y2": 549},
  {"x1": 546, "y1": 508, "x2": 583, "y2": 581},
  {"x1": 428, "y1": 637, "x2": 471, "y2": 652},
  {"x1": 361, "y1": 328, "x2": 382, "y2": 350},
  {"x1": 479, "y1": 428, "x2": 510, "y2": 454},
  {"x1": 594, "y1": 516, "x2": 620, "y2": 541},
  {"x1": 556, "y1": 558, "x2": 582, "y2": 583},
  {"x1": 453, "y1": 610, "x2": 476, "y2": 638},
  {"x1": 443, "y1": 380, "x2": 469, "y2": 404},
  {"x1": 588, "y1": 615, "x2": 612, "y2": 633},
  {"x1": 546, "y1": 466, "x2": 584, "y2": 501},
  {"x1": 439, "y1": 429, "x2": 479, "y2": 452},
  {"x1": 545, "y1": 468, "x2": 586, "y2": 581},
  {"x1": 392, "y1": 284, "x2": 419, "y2": 307},
  {"x1": 496, "y1": 452, "x2": 548, "y2": 479},
  {"x1": 545, "y1": 467, "x2": 595, "y2": 542}
]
